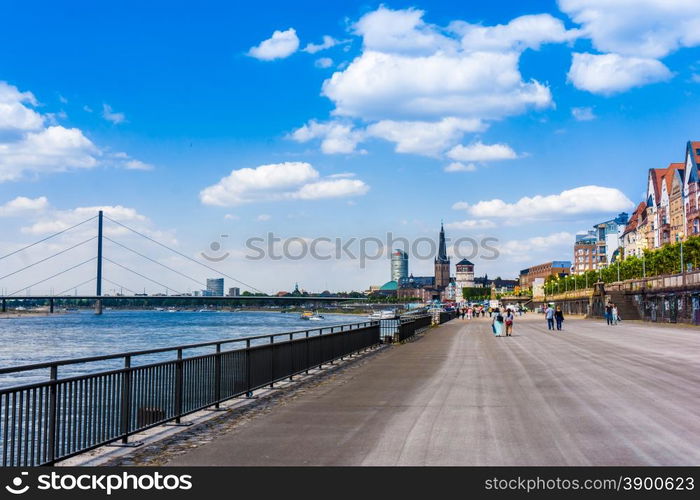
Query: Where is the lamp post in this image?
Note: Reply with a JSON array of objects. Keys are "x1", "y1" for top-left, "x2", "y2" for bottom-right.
[{"x1": 677, "y1": 232, "x2": 685, "y2": 281}]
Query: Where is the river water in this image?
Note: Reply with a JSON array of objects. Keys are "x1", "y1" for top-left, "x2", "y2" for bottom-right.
[{"x1": 0, "y1": 310, "x2": 365, "y2": 387}]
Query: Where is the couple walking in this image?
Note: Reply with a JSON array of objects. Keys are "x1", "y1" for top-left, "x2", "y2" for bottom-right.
[
  {"x1": 492, "y1": 308, "x2": 514, "y2": 337},
  {"x1": 605, "y1": 303, "x2": 620, "y2": 325},
  {"x1": 545, "y1": 304, "x2": 565, "y2": 331}
]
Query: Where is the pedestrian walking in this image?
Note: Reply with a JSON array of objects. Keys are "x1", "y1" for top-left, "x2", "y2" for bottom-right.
[
  {"x1": 505, "y1": 308, "x2": 514, "y2": 336},
  {"x1": 545, "y1": 304, "x2": 555, "y2": 330},
  {"x1": 492, "y1": 308, "x2": 504, "y2": 337},
  {"x1": 460, "y1": 307, "x2": 465, "y2": 320},
  {"x1": 605, "y1": 303, "x2": 613, "y2": 325},
  {"x1": 555, "y1": 306, "x2": 564, "y2": 331},
  {"x1": 612, "y1": 304, "x2": 619, "y2": 325}
]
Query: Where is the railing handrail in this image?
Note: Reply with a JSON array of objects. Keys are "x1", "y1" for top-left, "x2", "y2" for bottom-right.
[{"x1": 0, "y1": 320, "x2": 378, "y2": 376}]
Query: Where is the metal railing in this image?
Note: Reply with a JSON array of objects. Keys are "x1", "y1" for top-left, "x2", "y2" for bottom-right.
[{"x1": 0, "y1": 321, "x2": 380, "y2": 466}]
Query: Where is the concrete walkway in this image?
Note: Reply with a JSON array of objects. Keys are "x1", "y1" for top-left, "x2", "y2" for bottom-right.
[{"x1": 166, "y1": 316, "x2": 700, "y2": 466}]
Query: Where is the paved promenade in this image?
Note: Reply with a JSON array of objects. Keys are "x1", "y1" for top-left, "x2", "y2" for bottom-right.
[{"x1": 166, "y1": 315, "x2": 700, "y2": 466}]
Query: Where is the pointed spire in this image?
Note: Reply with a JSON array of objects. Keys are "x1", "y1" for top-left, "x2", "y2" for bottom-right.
[{"x1": 438, "y1": 221, "x2": 448, "y2": 262}]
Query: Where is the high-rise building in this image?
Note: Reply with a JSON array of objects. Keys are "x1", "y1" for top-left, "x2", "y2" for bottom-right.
[
  {"x1": 206, "y1": 278, "x2": 224, "y2": 297},
  {"x1": 390, "y1": 249, "x2": 408, "y2": 282},
  {"x1": 227, "y1": 287, "x2": 240, "y2": 297},
  {"x1": 573, "y1": 231, "x2": 597, "y2": 274},
  {"x1": 434, "y1": 223, "x2": 450, "y2": 289}
]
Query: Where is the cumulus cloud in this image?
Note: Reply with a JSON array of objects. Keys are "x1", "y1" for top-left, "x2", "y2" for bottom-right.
[
  {"x1": 567, "y1": 52, "x2": 672, "y2": 95},
  {"x1": 454, "y1": 185, "x2": 634, "y2": 219},
  {"x1": 452, "y1": 13, "x2": 579, "y2": 52},
  {"x1": 199, "y1": 162, "x2": 369, "y2": 206},
  {"x1": 571, "y1": 106, "x2": 596, "y2": 121},
  {"x1": 0, "y1": 196, "x2": 49, "y2": 217},
  {"x1": 248, "y1": 28, "x2": 299, "y2": 61},
  {"x1": 291, "y1": 7, "x2": 565, "y2": 158},
  {"x1": 0, "y1": 81, "x2": 152, "y2": 182},
  {"x1": 366, "y1": 118, "x2": 484, "y2": 156},
  {"x1": 0, "y1": 82, "x2": 43, "y2": 131},
  {"x1": 102, "y1": 103, "x2": 126, "y2": 124},
  {"x1": 447, "y1": 142, "x2": 519, "y2": 162},
  {"x1": 558, "y1": 0, "x2": 700, "y2": 59},
  {"x1": 290, "y1": 120, "x2": 364, "y2": 154}
]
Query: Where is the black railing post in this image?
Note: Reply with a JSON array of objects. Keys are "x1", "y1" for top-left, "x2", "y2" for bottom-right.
[
  {"x1": 245, "y1": 339, "x2": 253, "y2": 398},
  {"x1": 214, "y1": 343, "x2": 221, "y2": 409},
  {"x1": 289, "y1": 333, "x2": 293, "y2": 381},
  {"x1": 305, "y1": 331, "x2": 309, "y2": 374},
  {"x1": 269, "y1": 336, "x2": 274, "y2": 388},
  {"x1": 174, "y1": 349, "x2": 183, "y2": 424},
  {"x1": 47, "y1": 365, "x2": 58, "y2": 464},
  {"x1": 121, "y1": 355, "x2": 131, "y2": 443}
]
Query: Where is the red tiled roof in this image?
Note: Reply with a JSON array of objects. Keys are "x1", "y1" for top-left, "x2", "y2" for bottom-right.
[
  {"x1": 623, "y1": 201, "x2": 646, "y2": 235},
  {"x1": 664, "y1": 162, "x2": 684, "y2": 192}
]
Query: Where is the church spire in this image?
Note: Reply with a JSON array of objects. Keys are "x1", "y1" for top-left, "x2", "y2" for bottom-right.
[{"x1": 437, "y1": 221, "x2": 448, "y2": 262}]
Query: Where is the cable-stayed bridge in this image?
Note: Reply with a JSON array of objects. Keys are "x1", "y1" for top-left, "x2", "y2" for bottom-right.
[{"x1": 0, "y1": 211, "x2": 357, "y2": 313}]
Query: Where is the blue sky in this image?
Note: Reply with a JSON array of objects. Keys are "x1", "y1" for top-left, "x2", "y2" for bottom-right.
[{"x1": 1, "y1": 0, "x2": 700, "y2": 294}]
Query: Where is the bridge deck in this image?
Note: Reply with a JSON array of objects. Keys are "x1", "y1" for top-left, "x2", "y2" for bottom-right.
[{"x1": 161, "y1": 315, "x2": 700, "y2": 466}]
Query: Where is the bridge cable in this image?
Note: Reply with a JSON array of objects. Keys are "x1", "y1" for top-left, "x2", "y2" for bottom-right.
[
  {"x1": 103, "y1": 215, "x2": 265, "y2": 294},
  {"x1": 103, "y1": 236, "x2": 206, "y2": 287},
  {"x1": 56, "y1": 278, "x2": 96, "y2": 297},
  {"x1": 0, "y1": 216, "x2": 97, "y2": 262},
  {"x1": 103, "y1": 258, "x2": 185, "y2": 295},
  {"x1": 7, "y1": 257, "x2": 97, "y2": 297},
  {"x1": 0, "y1": 236, "x2": 97, "y2": 281}
]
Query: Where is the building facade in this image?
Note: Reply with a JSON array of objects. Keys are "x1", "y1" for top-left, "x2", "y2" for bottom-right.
[
  {"x1": 455, "y1": 258, "x2": 475, "y2": 301},
  {"x1": 205, "y1": 278, "x2": 224, "y2": 296},
  {"x1": 227, "y1": 287, "x2": 240, "y2": 297},
  {"x1": 390, "y1": 249, "x2": 409, "y2": 282},
  {"x1": 573, "y1": 232, "x2": 597, "y2": 274},
  {"x1": 519, "y1": 261, "x2": 571, "y2": 288}
]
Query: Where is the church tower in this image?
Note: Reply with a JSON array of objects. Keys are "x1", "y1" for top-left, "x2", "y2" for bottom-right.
[{"x1": 434, "y1": 223, "x2": 450, "y2": 289}]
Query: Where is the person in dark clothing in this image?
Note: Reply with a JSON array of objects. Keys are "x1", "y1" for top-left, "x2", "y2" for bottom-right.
[
  {"x1": 554, "y1": 306, "x2": 564, "y2": 331},
  {"x1": 605, "y1": 303, "x2": 613, "y2": 325}
]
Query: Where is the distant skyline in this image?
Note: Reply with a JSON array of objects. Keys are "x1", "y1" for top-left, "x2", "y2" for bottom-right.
[{"x1": 2, "y1": 1, "x2": 700, "y2": 294}]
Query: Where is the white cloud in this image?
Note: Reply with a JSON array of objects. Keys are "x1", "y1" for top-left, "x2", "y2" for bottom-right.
[
  {"x1": 248, "y1": 28, "x2": 299, "y2": 61},
  {"x1": 102, "y1": 103, "x2": 126, "y2": 124},
  {"x1": 567, "y1": 52, "x2": 672, "y2": 95},
  {"x1": 314, "y1": 57, "x2": 333, "y2": 68},
  {"x1": 558, "y1": 0, "x2": 700, "y2": 59},
  {"x1": 447, "y1": 141, "x2": 519, "y2": 162},
  {"x1": 224, "y1": 214, "x2": 240, "y2": 220},
  {"x1": 21, "y1": 204, "x2": 148, "y2": 235},
  {"x1": 444, "y1": 162, "x2": 477, "y2": 173},
  {"x1": 256, "y1": 214, "x2": 271, "y2": 221},
  {"x1": 455, "y1": 185, "x2": 634, "y2": 219},
  {"x1": 323, "y1": 50, "x2": 552, "y2": 121},
  {"x1": 199, "y1": 161, "x2": 369, "y2": 206},
  {"x1": 0, "y1": 196, "x2": 49, "y2": 217},
  {"x1": 303, "y1": 35, "x2": 340, "y2": 54},
  {"x1": 452, "y1": 13, "x2": 579, "y2": 52},
  {"x1": 294, "y1": 179, "x2": 369, "y2": 200},
  {"x1": 83, "y1": 105, "x2": 93, "y2": 113},
  {"x1": 366, "y1": 118, "x2": 484, "y2": 156},
  {"x1": 0, "y1": 126, "x2": 100, "y2": 182},
  {"x1": 571, "y1": 106, "x2": 596, "y2": 121},
  {"x1": 444, "y1": 219, "x2": 496, "y2": 230},
  {"x1": 0, "y1": 81, "x2": 43, "y2": 131},
  {"x1": 290, "y1": 120, "x2": 364, "y2": 154},
  {"x1": 498, "y1": 232, "x2": 574, "y2": 257},
  {"x1": 123, "y1": 159, "x2": 154, "y2": 171},
  {"x1": 291, "y1": 7, "x2": 567, "y2": 160}
]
